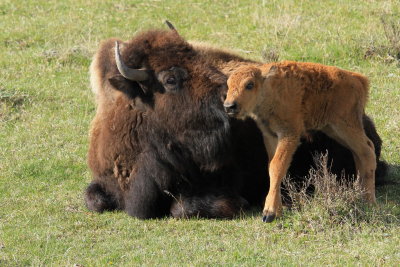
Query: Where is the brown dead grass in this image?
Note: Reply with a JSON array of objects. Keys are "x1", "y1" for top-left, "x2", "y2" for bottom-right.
[{"x1": 283, "y1": 153, "x2": 398, "y2": 230}]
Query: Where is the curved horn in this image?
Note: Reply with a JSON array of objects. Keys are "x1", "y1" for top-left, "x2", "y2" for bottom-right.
[
  {"x1": 114, "y1": 41, "x2": 149, "y2": 81},
  {"x1": 164, "y1": 20, "x2": 176, "y2": 31}
]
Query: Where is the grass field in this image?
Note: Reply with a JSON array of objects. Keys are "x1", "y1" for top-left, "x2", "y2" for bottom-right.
[{"x1": 1, "y1": 0, "x2": 399, "y2": 266}]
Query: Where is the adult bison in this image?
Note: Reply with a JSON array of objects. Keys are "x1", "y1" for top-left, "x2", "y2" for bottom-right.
[{"x1": 84, "y1": 27, "x2": 387, "y2": 219}]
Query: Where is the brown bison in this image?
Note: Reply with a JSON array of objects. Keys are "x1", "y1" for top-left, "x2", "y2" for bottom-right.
[
  {"x1": 224, "y1": 62, "x2": 376, "y2": 222},
  {"x1": 85, "y1": 26, "x2": 387, "y2": 219}
]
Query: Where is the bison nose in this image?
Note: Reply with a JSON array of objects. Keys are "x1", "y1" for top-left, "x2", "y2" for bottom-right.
[{"x1": 223, "y1": 102, "x2": 238, "y2": 114}]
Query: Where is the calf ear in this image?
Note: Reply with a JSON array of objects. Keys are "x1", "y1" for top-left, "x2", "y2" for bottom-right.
[{"x1": 263, "y1": 65, "x2": 278, "y2": 80}]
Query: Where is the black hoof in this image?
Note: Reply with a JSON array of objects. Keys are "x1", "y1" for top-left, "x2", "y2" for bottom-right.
[{"x1": 262, "y1": 213, "x2": 276, "y2": 223}]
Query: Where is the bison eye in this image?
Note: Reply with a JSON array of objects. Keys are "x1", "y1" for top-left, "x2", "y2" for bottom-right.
[
  {"x1": 245, "y1": 82, "x2": 254, "y2": 90},
  {"x1": 166, "y1": 76, "x2": 176, "y2": 85}
]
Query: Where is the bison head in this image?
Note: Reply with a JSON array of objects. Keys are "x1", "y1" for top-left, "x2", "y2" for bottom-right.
[{"x1": 90, "y1": 29, "x2": 232, "y2": 173}]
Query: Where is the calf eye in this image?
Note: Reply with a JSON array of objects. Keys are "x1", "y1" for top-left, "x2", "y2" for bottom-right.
[
  {"x1": 166, "y1": 76, "x2": 176, "y2": 85},
  {"x1": 245, "y1": 82, "x2": 254, "y2": 90}
]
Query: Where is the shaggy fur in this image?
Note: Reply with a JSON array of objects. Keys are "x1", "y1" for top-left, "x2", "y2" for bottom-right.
[
  {"x1": 85, "y1": 29, "x2": 387, "y2": 219},
  {"x1": 87, "y1": 30, "x2": 247, "y2": 218},
  {"x1": 225, "y1": 62, "x2": 378, "y2": 222}
]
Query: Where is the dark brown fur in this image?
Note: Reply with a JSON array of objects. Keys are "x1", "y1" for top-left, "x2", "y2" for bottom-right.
[{"x1": 85, "y1": 29, "x2": 387, "y2": 219}]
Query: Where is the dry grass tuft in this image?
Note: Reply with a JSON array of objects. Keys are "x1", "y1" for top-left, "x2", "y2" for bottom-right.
[
  {"x1": 364, "y1": 14, "x2": 400, "y2": 63},
  {"x1": 381, "y1": 15, "x2": 400, "y2": 58},
  {"x1": 283, "y1": 153, "x2": 398, "y2": 231},
  {"x1": 261, "y1": 47, "x2": 279, "y2": 62}
]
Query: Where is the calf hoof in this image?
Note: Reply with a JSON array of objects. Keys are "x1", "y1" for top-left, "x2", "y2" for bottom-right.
[{"x1": 262, "y1": 212, "x2": 276, "y2": 223}]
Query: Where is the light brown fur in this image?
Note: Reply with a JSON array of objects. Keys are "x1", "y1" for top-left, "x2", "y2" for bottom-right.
[{"x1": 224, "y1": 61, "x2": 376, "y2": 222}]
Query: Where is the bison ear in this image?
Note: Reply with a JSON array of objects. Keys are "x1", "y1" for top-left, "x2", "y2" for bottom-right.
[
  {"x1": 109, "y1": 74, "x2": 130, "y2": 91},
  {"x1": 109, "y1": 74, "x2": 147, "y2": 98}
]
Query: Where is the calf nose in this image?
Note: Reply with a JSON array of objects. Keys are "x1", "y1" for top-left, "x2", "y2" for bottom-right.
[{"x1": 223, "y1": 102, "x2": 238, "y2": 114}]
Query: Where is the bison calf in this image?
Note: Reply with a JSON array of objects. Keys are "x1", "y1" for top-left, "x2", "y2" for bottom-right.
[{"x1": 224, "y1": 61, "x2": 377, "y2": 222}]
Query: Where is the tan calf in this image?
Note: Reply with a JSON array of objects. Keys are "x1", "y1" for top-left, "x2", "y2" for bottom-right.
[{"x1": 223, "y1": 61, "x2": 376, "y2": 222}]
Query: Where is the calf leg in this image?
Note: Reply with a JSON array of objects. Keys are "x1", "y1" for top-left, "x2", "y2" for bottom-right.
[
  {"x1": 324, "y1": 124, "x2": 377, "y2": 203},
  {"x1": 263, "y1": 136, "x2": 299, "y2": 222}
]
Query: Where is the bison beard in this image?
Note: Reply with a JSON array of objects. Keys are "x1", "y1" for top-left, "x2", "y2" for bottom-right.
[{"x1": 85, "y1": 29, "x2": 387, "y2": 219}]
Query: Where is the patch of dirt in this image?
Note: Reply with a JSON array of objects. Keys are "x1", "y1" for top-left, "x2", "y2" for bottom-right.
[{"x1": 0, "y1": 89, "x2": 30, "y2": 122}]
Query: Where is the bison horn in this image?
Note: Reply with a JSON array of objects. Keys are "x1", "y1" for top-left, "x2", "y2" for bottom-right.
[
  {"x1": 164, "y1": 20, "x2": 181, "y2": 37},
  {"x1": 164, "y1": 20, "x2": 176, "y2": 31},
  {"x1": 114, "y1": 41, "x2": 149, "y2": 81}
]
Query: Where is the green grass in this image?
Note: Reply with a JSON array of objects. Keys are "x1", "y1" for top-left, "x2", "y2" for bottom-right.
[{"x1": 1, "y1": 0, "x2": 399, "y2": 266}]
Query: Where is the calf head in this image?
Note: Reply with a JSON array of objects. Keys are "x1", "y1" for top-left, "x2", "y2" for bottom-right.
[{"x1": 224, "y1": 66, "x2": 263, "y2": 119}]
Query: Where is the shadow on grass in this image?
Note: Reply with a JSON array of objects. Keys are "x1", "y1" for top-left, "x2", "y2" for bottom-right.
[{"x1": 377, "y1": 164, "x2": 400, "y2": 205}]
